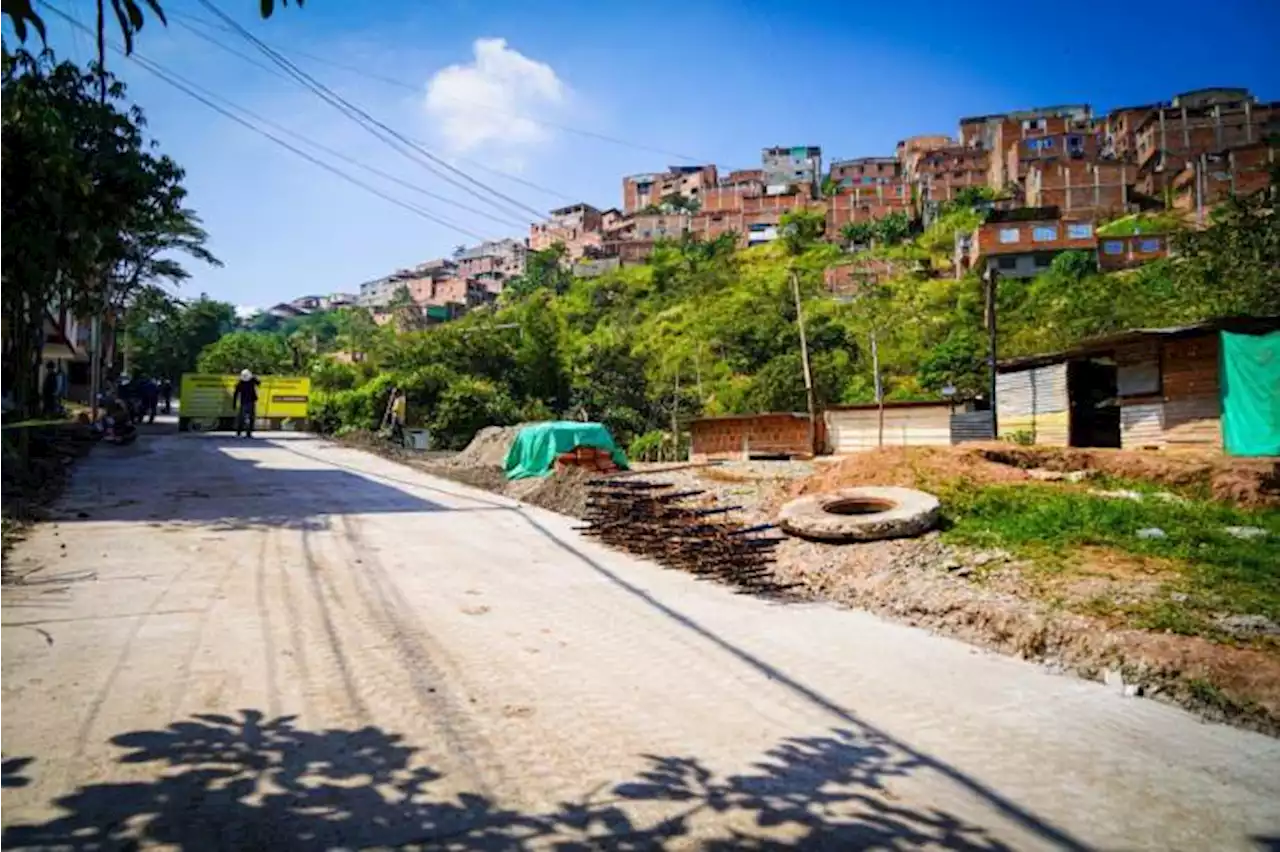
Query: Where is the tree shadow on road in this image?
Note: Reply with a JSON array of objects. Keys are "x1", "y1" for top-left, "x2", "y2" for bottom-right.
[{"x1": 2, "y1": 709, "x2": 1013, "y2": 850}]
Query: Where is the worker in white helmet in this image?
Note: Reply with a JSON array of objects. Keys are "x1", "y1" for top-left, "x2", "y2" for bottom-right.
[{"x1": 232, "y1": 369, "x2": 261, "y2": 438}]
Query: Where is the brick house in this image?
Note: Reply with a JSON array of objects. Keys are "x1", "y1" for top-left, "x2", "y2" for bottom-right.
[
  {"x1": 1025, "y1": 160, "x2": 1133, "y2": 218},
  {"x1": 1096, "y1": 233, "x2": 1171, "y2": 271},
  {"x1": 825, "y1": 183, "x2": 912, "y2": 239},
  {"x1": 691, "y1": 185, "x2": 814, "y2": 247},
  {"x1": 1100, "y1": 104, "x2": 1158, "y2": 161},
  {"x1": 910, "y1": 146, "x2": 990, "y2": 202},
  {"x1": 455, "y1": 238, "x2": 527, "y2": 293},
  {"x1": 530, "y1": 203, "x2": 606, "y2": 259},
  {"x1": 962, "y1": 207, "x2": 1097, "y2": 279},
  {"x1": 1168, "y1": 141, "x2": 1278, "y2": 219},
  {"x1": 622, "y1": 165, "x2": 718, "y2": 213},
  {"x1": 829, "y1": 157, "x2": 900, "y2": 189},
  {"x1": 986, "y1": 106, "x2": 1094, "y2": 189},
  {"x1": 1134, "y1": 89, "x2": 1276, "y2": 194}
]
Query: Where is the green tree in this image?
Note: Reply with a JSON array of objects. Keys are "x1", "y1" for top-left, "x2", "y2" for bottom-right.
[
  {"x1": 196, "y1": 331, "x2": 293, "y2": 376},
  {"x1": 2, "y1": 50, "x2": 215, "y2": 416},
  {"x1": 4, "y1": 0, "x2": 301, "y2": 56},
  {"x1": 1171, "y1": 173, "x2": 1280, "y2": 317},
  {"x1": 430, "y1": 377, "x2": 519, "y2": 449},
  {"x1": 504, "y1": 244, "x2": 571, "y2": 300},
  {"x1": 839, "y1": 221, "x2": 874, "y2": 248},
  {"x1": 779, "y1": 209, "x2": 827, "y2": 255},
  {"x1": 125, "y1": 294, "x2": 235, "y2": 379}
]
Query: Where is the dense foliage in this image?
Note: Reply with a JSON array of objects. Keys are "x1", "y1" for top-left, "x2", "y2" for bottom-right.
[
  {"x1": 194, "y1": 173, "x2": 1278, "y2": 451},
  {"x1": 1, "y1": 49, "x2": 216, "y2": 416}
]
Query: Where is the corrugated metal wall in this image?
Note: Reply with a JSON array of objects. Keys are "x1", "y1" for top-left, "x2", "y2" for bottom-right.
[
  {"x1": 951, "y1": 410, "x2": 995, "y2": 443},
  {"x1": 996, "y1": 363, "x2": 1070, "y2": 446},
  {"x1": 1120, "y1": 403, "x2": 1165, "y2": 449},
  {"x1": 825, "y1": 405, "x2": 952, "y2": 453}
]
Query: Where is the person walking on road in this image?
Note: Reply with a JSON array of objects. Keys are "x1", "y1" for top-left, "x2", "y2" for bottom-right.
[{"x1": 232, "y1": 369, "x2": 261, "y2": 438}]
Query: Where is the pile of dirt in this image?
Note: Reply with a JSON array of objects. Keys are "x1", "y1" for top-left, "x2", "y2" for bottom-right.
[
  {"x1": 450, "y1": 423, "x2": 532, "y2": 468},
  {"x1": 787, "y1": 446, "x2": 1031, "y2": 501},
  {"x1": 974, "y1": 444, "x2": 1279, "y2": 507},
  {"x1": 509, "y1": 466, "x2": 595, "y2": 518}
]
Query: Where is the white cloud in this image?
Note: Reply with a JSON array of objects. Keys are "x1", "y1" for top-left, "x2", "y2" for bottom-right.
[{"x1": 424, "y1": 38, "x2": 567, "y2": 166}]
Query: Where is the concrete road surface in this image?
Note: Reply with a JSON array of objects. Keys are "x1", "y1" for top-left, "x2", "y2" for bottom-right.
[{"x1": 3, "y1": 433, "x2": 1278, "y2": 850}]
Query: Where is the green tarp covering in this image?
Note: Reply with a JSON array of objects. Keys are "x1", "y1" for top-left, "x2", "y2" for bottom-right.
[
  {"x1": 1220, "y1": 330, "x2": 1280, "y2": 457},
  {"x1": 503, "y1": 421, "x2": 629, "y2": 480}
]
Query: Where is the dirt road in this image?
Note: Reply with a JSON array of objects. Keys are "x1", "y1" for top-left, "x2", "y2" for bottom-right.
[{"x1": 3, "y1": 433, "x2": 1278, "y2": 849}]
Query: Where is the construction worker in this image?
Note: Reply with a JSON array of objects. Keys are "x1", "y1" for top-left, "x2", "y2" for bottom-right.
[{"x1": 232, "y1": 369, "x2": 261, "y2": 438}]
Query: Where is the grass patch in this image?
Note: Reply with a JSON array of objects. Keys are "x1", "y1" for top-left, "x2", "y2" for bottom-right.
[{"x1": 941, "y1": 483, "x2": 1280, "y2": 630}]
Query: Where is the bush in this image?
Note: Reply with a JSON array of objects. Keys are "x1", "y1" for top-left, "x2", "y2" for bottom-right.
[
  {"x1": 628, "y1": 429, "x2": 668, "y2": 462},
  {"x1": 395, "y1": 364, "x2": 458, "y2": 427},
  {"x1": 311, "y1": 360, "x2": 360, "y2": 391},
  {"x1": 429, "y1": 377, "x2": 519, "y2": 450}
]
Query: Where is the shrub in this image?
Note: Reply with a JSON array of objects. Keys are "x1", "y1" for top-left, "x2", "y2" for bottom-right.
[
  {"x1": 429, "y1": 377, "x2": 519, "y2": 450},
  {"x1": 311, "y1": 360, "x2": 360, "y2": 391}
]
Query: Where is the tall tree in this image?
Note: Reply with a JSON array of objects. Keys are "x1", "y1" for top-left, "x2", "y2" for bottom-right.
[{"x1": 2, "y1": 50, "x2": 215, "y2": 416}]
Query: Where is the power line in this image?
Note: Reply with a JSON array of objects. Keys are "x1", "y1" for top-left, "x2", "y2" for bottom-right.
[
  {"x1": 39, "y1": 3, "x2": 494, "y2": 242},
  {"x1": 169, "y1": 8, "x2": 709, "y2": 166},
  {"x1": 194, "y1": 0, "x2": 548, "y2": 223},
  {"x1": 167, "y1": 14, "x2": 577, "y2": 204},
  {"x1": 136, "y1": 57, "x2": 529, "y2": 231}
]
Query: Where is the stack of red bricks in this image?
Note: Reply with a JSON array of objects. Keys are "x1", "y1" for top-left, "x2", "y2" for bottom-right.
[{"x1": 555, "y1": 445, "x2": 620, "y2": 473}]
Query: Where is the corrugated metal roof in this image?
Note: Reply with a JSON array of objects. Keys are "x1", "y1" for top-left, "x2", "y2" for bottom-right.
[{"x1": 997, "y1": 315, "x2": 1280, "y2": 371}]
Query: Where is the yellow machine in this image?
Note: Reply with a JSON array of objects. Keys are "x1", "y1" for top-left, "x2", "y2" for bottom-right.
[{"x1": 178, "y1": 374, "x2": 311, "y2": 432}]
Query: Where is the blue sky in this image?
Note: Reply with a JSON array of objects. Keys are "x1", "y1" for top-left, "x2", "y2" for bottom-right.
[{"x1": 17, "y1": 0, "x2": 1280, "y2": 310}]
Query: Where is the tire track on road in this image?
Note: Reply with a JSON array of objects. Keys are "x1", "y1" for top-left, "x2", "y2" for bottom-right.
[
  {"x1": 333, "y1": 513, "x2": 500, "y2": 797},
  {"x1": 299, "y1": 526, "x2": 370, "y2": 721},
  {"x1": 167, "y1": 526, "x2": 256, "y2": 718},
  {"x1": 72, "y1": 543, "x2": 200, "y2": 757},
  {"x1": 254, "y1": 528, "x2": 282, "y2": 718}
]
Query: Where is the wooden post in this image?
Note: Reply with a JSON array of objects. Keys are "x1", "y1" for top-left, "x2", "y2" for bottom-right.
[
  {"x1": 872, "y1": 330, "x2": 884, "y2": 447},
  {"x1": 985, "y1": 267, "x2": 1000, "y2": 438},
  {"x1": 790, "y1": 268, "x2": 818, "y2": 454}
]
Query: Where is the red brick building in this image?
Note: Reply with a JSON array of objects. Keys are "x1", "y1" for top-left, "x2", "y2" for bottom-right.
[
  {"x1": 1168, "y1": 141, "x2": 1278, "y2": 220},
  {"x1": 825, "y1": 184, "x2": 912, "y2": 239},
  {"x1": 1134, "y1": 89, "x2": 1276, "y2": 193},
  {"x1": 1096, "y1": 233, "x2": 1170, "y2": 271},
  {"x1": 910, "y1": 146, "x2": 990, "y2": 202},
  {"x1": 986, "y1": 106, "x2": 1094, "y2": 189},
  {"x1": 530, "y1": 203, "x2": 606, "y2": 259},
  {"x1": 829, "y1": 156, "x2": 900, "y2": 189},
  {"x1": 964, "y1": 207, "x2": 1097, "y2": 279},
  {"x1": 621, "y1": 165, "x2": 718, "y2": 213},
  {"x1": 1025, "y1": 160, "x2": 1132, "y2": 218}
]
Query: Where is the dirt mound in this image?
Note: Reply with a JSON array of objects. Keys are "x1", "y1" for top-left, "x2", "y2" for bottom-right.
[
  {"x1": 451, "y1": 423, "x2": 533, "y2": 468},
  {"x1": 973, "y1": 444, "x2": 1279, "y2": 507},
  {"x1": 510, "y1": 466, "x2": 594, "y2": 518},
  {"x1": 789, "y1": 447, "x2": 1030, "y2": 499}
]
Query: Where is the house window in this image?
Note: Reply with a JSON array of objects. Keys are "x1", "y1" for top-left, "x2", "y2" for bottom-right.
[
  {"x1": 1033, "y1": 226, "x2": 1058, "y2": 242},
  {"x1": 1041, "y1": 137, "x2": 1054, "y2": 149},
  {"x1": 1033, "y1": 253, "x2": 1054, "y2": 269},
  {"x1": 996, "y1": 256, "x2": 1018, "y2": 271},
  {"x1": 998, "y1": 227, "x2": 1020, "y2": 244},
  {"x1": 1067, "y1": 223, "x2": 1093, "y2": 239},
  {"x1": 1138, "y1": 238, "x2": 1163, "y2": 253},
  {"x1": 1103, "y1": 240, "x2": 1125, "y2": 255}
]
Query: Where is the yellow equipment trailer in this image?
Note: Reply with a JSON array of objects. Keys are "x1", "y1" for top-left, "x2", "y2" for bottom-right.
[{"x1": 178, "y1": 374, "x2": 311, "y2": 432}]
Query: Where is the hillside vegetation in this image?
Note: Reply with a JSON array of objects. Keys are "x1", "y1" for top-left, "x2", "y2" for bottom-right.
[{"x1": 164, "y1": 178, "x2": 1279, "y2": 452}]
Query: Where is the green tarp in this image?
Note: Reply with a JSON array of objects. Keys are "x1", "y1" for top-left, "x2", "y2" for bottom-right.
[
  {"x1": 1220, "y1": 330, "x2": 1280, "y2": 457},
  {"x1": 503, "y1": 421, "x2": 629, "y2": 480}
]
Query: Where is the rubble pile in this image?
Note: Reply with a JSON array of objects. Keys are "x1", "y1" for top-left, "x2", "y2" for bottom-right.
[{"x1": 581, "y1": 479, "x2": 787, "y2": 591}]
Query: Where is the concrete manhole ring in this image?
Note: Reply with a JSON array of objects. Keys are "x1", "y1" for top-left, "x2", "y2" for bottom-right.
[{"x1": 777, "y1": 486, "x2": 940, "y2": 542}]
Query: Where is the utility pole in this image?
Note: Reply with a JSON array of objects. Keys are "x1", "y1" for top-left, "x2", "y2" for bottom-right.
[
  {"x1": 871, "y1": 330, "x2": 884, "y2": 447},
  {"x1": 789, "y1": 268, "x2": 818, "y2": 454},
  {"x1": 984, "y1": 266, "x2": 1000, "y2": 438},
  {"x1": 671, "y1": 362, "x2": 680, "y2": 463}
]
